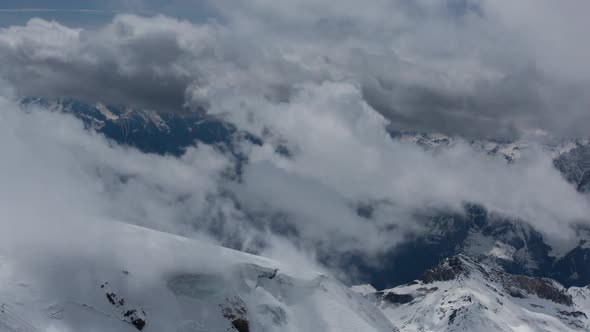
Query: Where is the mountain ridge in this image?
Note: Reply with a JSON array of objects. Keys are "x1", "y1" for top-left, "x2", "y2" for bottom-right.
[{"x1": 362, "y1": 255, "x2": 590, "y2": 332}]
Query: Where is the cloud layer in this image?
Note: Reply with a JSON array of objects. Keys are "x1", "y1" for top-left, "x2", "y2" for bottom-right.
[
  {"x1": 0, "y1": 1, "x2": 589, "y2": 283},
  {"x1": 1, "y1": 0, "x2": 590, "y2": 138}
]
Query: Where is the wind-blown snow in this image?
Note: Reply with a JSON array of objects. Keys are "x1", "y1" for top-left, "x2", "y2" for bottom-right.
[{"x1": 0, "y1": 220, "x2": 398, "y2": 332}]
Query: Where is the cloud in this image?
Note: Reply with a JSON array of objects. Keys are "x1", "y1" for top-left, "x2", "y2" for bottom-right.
[
  {"x1": 0, "y1": 94, "x2": 335, "y2": 306},
  {"x1": 0, "y1": 1, "x2": 590, "y2": 284},
  {"x1": 205, "y1": 80, "x2": 590, "y2": 253},
  {"x1": 0, "y1": 94, "x2": 231, "y2": 238},
  {"x1": 1, "y1": 1, "x2": 590, "y2": 137},
  {"x1": 197, "y1": 0, "x2": 590, "y2": 138},
  {"x1": 0, "y1": 15, "x2": 215, "y2": 111},
  {"x1": 1, "y1": 74, "x2": 586, "y2": 265}
]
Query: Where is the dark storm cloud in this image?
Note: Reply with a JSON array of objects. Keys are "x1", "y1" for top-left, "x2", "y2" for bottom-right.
[
  {"x1": 0, "y1": 16, "x2": 202, "y2": 111},
  {"x1": 361, "y1": 66, "x2": 551, "y2": 139}
]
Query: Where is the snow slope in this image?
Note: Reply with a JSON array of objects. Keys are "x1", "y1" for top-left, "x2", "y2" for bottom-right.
[{"x1": 0, "y1": 221, "x2": 398, "y2": 332}]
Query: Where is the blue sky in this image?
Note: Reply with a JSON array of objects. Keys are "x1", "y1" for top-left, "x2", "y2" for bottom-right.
[
  {"x1": 0, "y1": 1, "x2": 117, "y2": 26},
  {"x1": 0, "y1": 0, "x2": 217, "y2": 27}
]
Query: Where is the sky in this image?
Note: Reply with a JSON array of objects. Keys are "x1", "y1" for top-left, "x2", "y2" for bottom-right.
[
  {"x1": 0, "y1": 0, "x2": 217, "y2": 26},
  {"x1": 0, "y1": 0, "x2": 589, "y2": 285}
]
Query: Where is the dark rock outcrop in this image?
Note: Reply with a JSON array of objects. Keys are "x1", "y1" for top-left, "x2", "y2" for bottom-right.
[
  {"x1": 419, "y1": 255, "x2": 575, "y2": 306},
  {"x1": 124, "y1": 310, "x2": 146, "y2": 331},
  {"x1": 375, "y1": 291, "x2": 414, "y2": 305},
  {"x1": 220, "y1": 296, "x2": 250, "y2": 332},
  {"x1": 101, "y1": 281, "x2": 147, "y2": 330},
  {"x1": 505, "y1": 275, "x2": 573, "y2": 306},
  {"x1": 422, "y1": 256, "x2": 472, "y2": 283}
]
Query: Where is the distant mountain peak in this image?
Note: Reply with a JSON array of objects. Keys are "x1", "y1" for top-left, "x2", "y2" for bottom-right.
[{"x1": 366, "y1": 256, "x2": 589, "y2": 331}]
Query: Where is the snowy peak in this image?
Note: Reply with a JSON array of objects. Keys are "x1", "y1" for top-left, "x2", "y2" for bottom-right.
[
  {"x1": 367, "y1": 201, "x2": 590, "y2": 290},
  {"x1": 396, "y1": 133, "x2": 455, "y2": 150},
  {"x1": 419, "y1": 255, "x2": 574, "y2": 306},
  {"x1": 394, "y1": 131, "x2": 590, "y2": 167},
  {"x1": 19, "y1": 97, "x2": 236, "y2": 156},
  {"x1": 367, "y1": 255, "x2": 589, "y2": 332},
  {"x1": 420, "y1": 255, "x2": 486, "y2": 283},
  {"x1": 393, "y1": 132, "x2": 528, "y2": 162}
]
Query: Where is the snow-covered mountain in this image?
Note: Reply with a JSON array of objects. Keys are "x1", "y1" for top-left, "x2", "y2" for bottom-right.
[
  {"x1": 394, "y1": 132, "x2": 590, "y2": 195},
  {"x1": 393, "y1": 131, "x2": 590, "y2": 165},
  {"x1": 368, "y1": 133, "x2": 590, "y2": 289},
  {"x1": 13, "y1": 221, "x2": 587, "y2": 332},
  {"x1": 361, "y1": 255, "x2": 590, "y2": 332},
  {"x1": 8, "y1": 220, "x2": 586, "y2": 332},
  {"x1": 0, "y1": 221, "x2": 398, "y2": 332},
  {"x1": 20, "y1": 97, "x2": 237, "y2": 156},
  {"x1": 392, "y1": 132, "x2": 530, "y2": 162},
  {"x1": 353, "y1": 202, "x2": 590, "y2": 291}
]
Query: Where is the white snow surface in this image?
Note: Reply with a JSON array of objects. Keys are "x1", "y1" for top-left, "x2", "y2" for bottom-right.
[{"x1": 0, "y1": 220, "x2": 398, "y2": 332}]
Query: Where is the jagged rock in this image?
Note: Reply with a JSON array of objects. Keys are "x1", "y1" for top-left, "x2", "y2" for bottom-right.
[
  {"x1": 559, "y1": 310, "x2": 588, "y2": 318},
  {"x1": 101, "y1": 281, "x2": 147, "y2": 331},
  {"x1": 505, "y1": 275, "x2": 573, "y2": 306},
  {"x1": 220, "y1": 296, "x2": 249, "y2": 332},
  {"x1": 422, "y1": 256, "x2": 472, "y2": 283},
  {"x1": 374, "y1": 291, "x2": 413, "y2": 305},
  {"x1": 124, "y1": 310, "x2": 146, "y2": 331}
]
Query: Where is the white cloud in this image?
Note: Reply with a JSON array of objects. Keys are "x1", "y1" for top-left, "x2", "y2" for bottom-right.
[
  {"x1": 205, "y1": 80, "x2": 590, "y2": 254},
  {"x1": 0, "y1": 95, "x2": 231, "y2": 239}
]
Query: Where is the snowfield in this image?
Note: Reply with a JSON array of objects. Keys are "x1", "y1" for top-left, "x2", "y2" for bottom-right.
[{"x1": 0, "y1": 220, "x2": 398, "y2": 332}]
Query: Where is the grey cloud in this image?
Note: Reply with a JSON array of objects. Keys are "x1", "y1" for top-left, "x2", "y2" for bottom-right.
[
  {"x1": 1, "y1": 1, "x2": 590, "y2": 137},
  {"x1": 213, "y1": 0, "x2": 590, "y2": 139},
  {"x1": 190, "y1": 77, "x2": 590, "y2": 268},
  {"x1": 362, "y1": 66, "x2": 550, "y2": 139},
  {"x1": 0, "y1": 16, "x2": 210, "y2": 111}
]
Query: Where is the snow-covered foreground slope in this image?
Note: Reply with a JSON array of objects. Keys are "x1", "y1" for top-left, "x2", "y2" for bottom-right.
[
  {"x1": 361, "y1": 255, "x2": 589, "y2": 332},
  {"x1": 0, "y1": 221, "x2": 398, "y2": 332}
]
